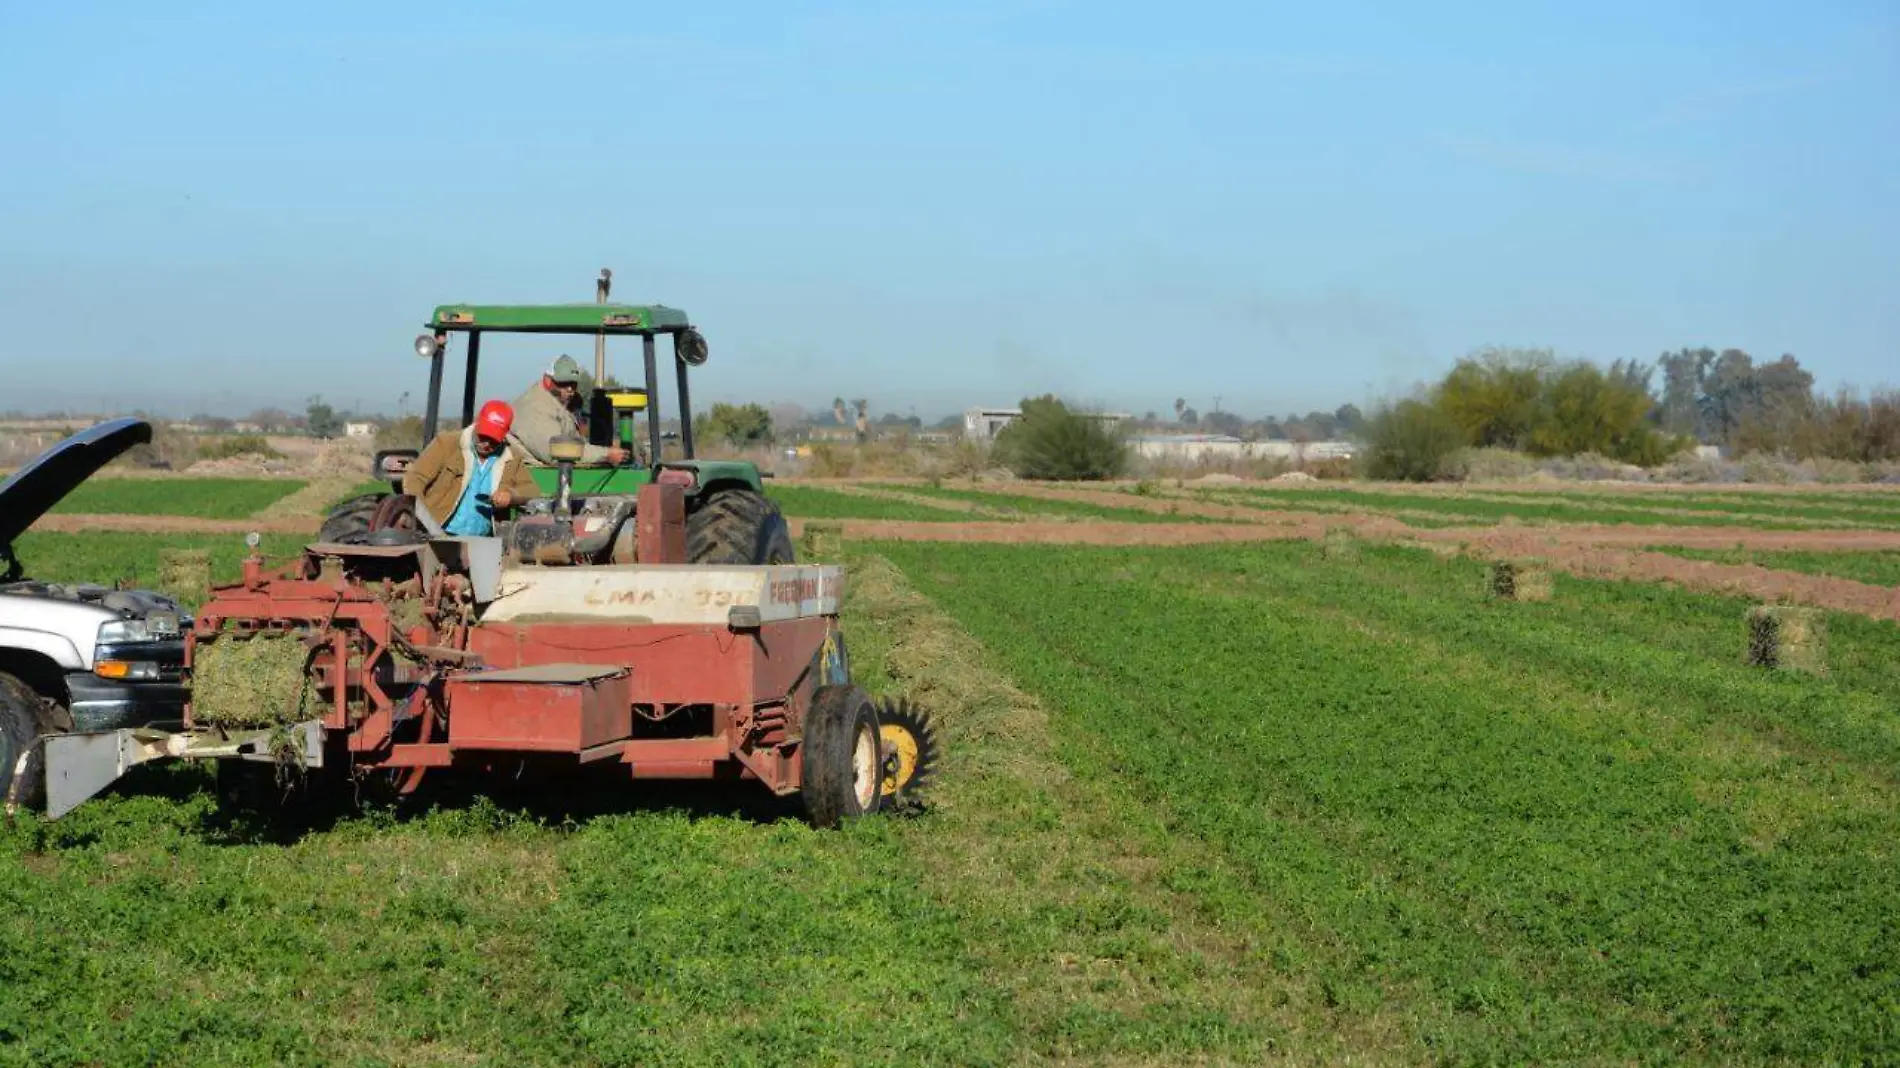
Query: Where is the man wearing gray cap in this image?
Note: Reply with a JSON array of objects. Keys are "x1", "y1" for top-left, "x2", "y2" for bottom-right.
[{"x1": 506, "y1": 354, "x2": 628, "y2": 467}]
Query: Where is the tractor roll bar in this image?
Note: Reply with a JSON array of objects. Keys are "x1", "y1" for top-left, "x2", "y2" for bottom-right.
[{"x1": 420, "y1": 326, "x2": 698, "y2": 463}]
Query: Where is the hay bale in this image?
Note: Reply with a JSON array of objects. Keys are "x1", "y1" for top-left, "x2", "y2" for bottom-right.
[
  {"x1": 1321, "y1": 527, "x2": 1359, "y2": 561},
  {"x1": 801, "y1": 521, "x2": 844, "y2": 562},
  {"x1": 1489, "y1": 559, "x2": 1552, "y2": 602},
  {"x1": 156, "y1": 548, "x2": 212, "y2": 608},
  {"x1": 189, "y1": 632, "x2": 316, "y2": 727},
  {"x1": 1746, "y1": 605, "x2": 1828, "y2": 675}
]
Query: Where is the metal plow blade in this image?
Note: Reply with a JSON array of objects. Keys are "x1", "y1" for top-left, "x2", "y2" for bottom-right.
[
  {"x1": 18, "y1": 721, "x2": 326, "y2": 820},
  {"x1": 876, "y1": 696, "x2": 940, "y2": 814}
]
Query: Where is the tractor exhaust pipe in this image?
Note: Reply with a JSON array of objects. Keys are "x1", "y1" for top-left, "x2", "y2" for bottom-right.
[
  {"x1": 594, "y1": 268, "x2": 611, "y2": 385},
  {"x1": 549, "y1": 435, "x2": 584, "y2": 515}
]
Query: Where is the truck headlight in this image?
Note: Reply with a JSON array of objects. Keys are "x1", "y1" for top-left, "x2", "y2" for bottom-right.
[
  {"x1": 93, "y1": 659, "x2": 162, "y2": 681},
  {"x1": 97, "y1": 619, "x2": 155, "y2": 643}
]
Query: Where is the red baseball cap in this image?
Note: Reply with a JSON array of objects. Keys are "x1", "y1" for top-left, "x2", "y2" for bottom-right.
[{"x1": 475, "y1": 400, "x2": 513, "y2": 442}]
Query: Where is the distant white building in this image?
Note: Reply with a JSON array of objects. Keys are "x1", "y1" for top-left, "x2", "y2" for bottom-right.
[
  {"x1": 1133, "y1": 434, "x2": 1357, "y2": 464},
  {"x1": 344, "y1": 422, "x2": 376, "y2": 438}
]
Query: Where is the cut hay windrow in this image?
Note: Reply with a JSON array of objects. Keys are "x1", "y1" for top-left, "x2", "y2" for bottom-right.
[{"x1": 188, "y1": 631, "x2": 318, "y2": 727}]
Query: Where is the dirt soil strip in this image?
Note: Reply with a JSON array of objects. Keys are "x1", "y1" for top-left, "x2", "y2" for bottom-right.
[{"x1": 32, "y1": 514, "x2": 321, "y2": 535}]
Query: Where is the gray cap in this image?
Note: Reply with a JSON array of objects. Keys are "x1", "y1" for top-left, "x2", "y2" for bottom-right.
[{"x1": 546, "y1": 355, "x2": 585, "y2": 383}]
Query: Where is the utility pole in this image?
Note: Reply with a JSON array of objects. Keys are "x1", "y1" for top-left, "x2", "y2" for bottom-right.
[
  {"x1": 594, "y1": 268, "x2": 612, "y2": 384},
  {"x1": 1214, "y1": 394, "x2": 1223, "y2": 413}
]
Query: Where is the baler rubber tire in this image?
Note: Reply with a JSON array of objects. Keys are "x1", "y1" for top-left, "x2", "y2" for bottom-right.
[
  {"x1": 318, "y1": 492, "x2": 389, "y2": 545},
  {"x1": 801, "y1": 684, "x2": 884, "y2": 829},
  {"x1": 685, "y1": 488, "x2": 796, "y2": 565},
  {"x1": 0, "y1": 672, "x2": 47, "y2": 812}
]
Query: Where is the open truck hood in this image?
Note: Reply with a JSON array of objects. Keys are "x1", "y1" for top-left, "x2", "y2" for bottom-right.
[{"x1": 0, "y1": 418, "x2": 152, "y2": 547}]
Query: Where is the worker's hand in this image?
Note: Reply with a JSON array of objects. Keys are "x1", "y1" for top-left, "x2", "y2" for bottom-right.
[
  {"x1": 491, "y1": 488, "x2": 515, "y2": 510},
  {"x1": 606, "y1": 447, "x2": 628, "y2": 465}
]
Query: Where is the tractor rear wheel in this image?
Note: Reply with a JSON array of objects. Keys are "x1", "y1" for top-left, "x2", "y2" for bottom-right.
[
  {"x1": 686, "y1": 488, "x2": 796, "y2": 565},
  {"x1": 0, "y1": 672, "x2": 48, "y2": 811},
  {"x1": 318, "y1": 491, "x2": 388, "y2": 545},
  {"x1": 801, "y1": 684, "x2": 884, "y2": 828}
]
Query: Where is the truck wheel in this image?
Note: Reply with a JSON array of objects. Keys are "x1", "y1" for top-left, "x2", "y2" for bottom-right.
[
  {"x1": 318, "y1": 491, "x2": 387, "y2": 545},
  {"x1": 801, "y1": 684, "x2": 884, "y2": 828},
  {"x1": 686, "y1": 488, "x2": 796, "y2": 565},
  {"x1": 0, "y1": 672, "x2": 47, "y2": 811}
]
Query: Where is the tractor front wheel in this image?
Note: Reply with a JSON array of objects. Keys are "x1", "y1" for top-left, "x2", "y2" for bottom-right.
[
  {"x1": 686, "y1": 489, "x2": 795, "y2": 565},
  {"x1": 801, "y1": 684, "x2": 884, "y2": 828}
]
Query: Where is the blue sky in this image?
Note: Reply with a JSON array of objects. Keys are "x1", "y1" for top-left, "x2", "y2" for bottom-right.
[{"x1": 2, "y1": 0, "x2": 1895, "y2": 422}]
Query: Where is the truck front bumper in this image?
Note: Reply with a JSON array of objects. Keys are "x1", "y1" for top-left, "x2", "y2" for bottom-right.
[
  {"x1": 66, "y1": 636, "x2": 188, "y2": 732},
  {"x1": 65, "y1": 672, "x2": 188, "y2": 733}
]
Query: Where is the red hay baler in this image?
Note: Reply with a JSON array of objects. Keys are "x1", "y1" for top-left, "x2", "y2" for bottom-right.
[{"x1": 23, "y1": 485, "x2": 938, "y2": 825}]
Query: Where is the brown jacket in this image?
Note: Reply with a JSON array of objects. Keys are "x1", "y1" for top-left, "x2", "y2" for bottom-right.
[
  {"x1": 507, "y1": 381, "x2": 616, "y2": 465},
  {"x1": 402, "y1": 426, "x2": 541, "y2": 531}
]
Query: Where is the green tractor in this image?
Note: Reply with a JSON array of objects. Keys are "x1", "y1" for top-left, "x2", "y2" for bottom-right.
[{"x1": 320, "y1": 275, "x2": 793, "y2": 566}]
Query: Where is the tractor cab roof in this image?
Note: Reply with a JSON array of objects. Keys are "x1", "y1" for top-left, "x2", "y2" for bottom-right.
[{"x1": 429, "y1": 302, "x2": 692, "y2": 335}]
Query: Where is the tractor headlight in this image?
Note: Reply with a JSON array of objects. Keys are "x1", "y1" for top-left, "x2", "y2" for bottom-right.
[{"x1": 415, "y1": 334, "x2": 441, "y2": 360}]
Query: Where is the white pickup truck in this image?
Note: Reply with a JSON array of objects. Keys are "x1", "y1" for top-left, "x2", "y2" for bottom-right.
[{"x1": 1, "y1": 419, "x2": 190, "y2": 808}]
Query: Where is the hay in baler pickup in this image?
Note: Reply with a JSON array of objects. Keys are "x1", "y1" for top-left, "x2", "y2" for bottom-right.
[{"x1": 189, "y1": 631, "x2": 317, "y2": 728}]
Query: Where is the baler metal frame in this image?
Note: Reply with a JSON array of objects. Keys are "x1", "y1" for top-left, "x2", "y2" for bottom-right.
[{"x1": 22, "y1": 487, "x2": 937, "y2": 825}]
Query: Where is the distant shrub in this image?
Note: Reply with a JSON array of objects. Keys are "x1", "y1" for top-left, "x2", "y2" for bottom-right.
[
  {"x1": 1810, "y1": 458, "x2": 1867, "y2": 484},
  {"x1": 118, "y1": 425, "x2": 201, "y2": 470},
  {"x1": 1865, "y1": 461, "x2": 1900, "y2": 485},
  {"x1": 1654, "y1": 455, "x2": 1745, "y2": 484},
  {"x1": 1461, "y1": 447, "x2": 1541, "y2": 483},
  {"x1": 991, "y1": 396, "x2": 1130, "y2": 481},
  {"x1": 1359, "y1": 400, "x2": 1467, "y2": 482},
  {"x1": 375, "y1": 416, "x2": 424, "y2": 451},
  {"x1": 1538, "y1": 452, "x2": 1646, "y2": 482},
  {"x1": 919, "y1": 439, "x2": 990, "y2": 481},
  {"x1": 1304, "y1": 457, "x2": 1355, "y2": 480},
  {"x1": 196, "y1": 434, "x2": 286, "y2": 462},
  {"x1": 1737, "y1": 452, "x2": 1820, "y2": 484}
]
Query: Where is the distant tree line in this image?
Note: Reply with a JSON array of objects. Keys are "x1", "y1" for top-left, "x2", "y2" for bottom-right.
[{"x1": 1364, "y1": 345, "x2": 1900, "y2": 481}]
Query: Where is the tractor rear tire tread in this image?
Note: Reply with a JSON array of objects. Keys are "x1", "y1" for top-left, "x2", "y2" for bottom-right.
[
  {"x1": 318, "y1": 491, "x2": 389, "y2": 545},
  {"x1": 685, "y1": 488, "x2": 796, "y2": 566}
]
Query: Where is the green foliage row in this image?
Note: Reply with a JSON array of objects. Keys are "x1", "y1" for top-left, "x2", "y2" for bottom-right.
[
  {"x1": 879, "y1": 538, "x2": 1900, "y2": 1065},
  {"x1": 46, "y1": 478, "x2": 306, "y2": 519}
]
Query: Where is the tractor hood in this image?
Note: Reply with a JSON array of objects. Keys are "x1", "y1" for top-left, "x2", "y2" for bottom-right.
[{"x1": 0, "y1": 418, "x2": 152, "y2": 548}]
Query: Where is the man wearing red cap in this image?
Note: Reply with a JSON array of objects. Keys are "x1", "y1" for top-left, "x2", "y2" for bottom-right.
[{"x1": 402, "y1": 400, "x2": 542, "y2": 537}]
